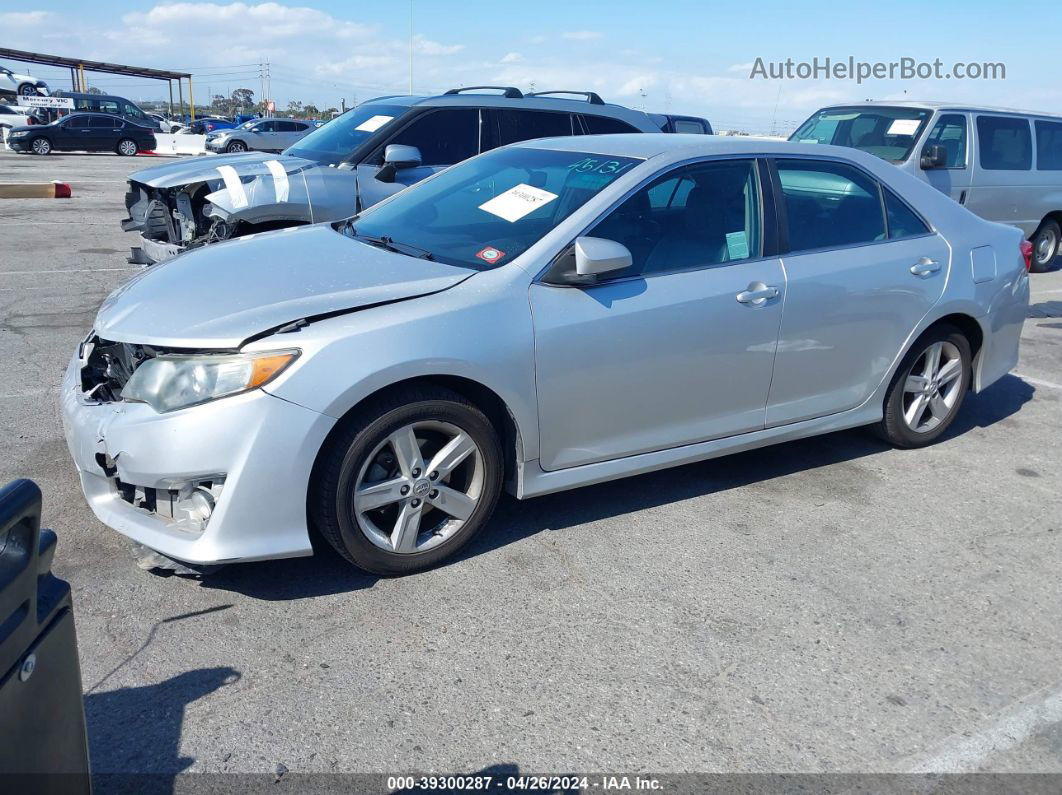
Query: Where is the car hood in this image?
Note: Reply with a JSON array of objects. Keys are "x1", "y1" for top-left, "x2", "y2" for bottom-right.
[
  {"x1": 95, "y1": 224, "x2": 474, "y2": 349},
  {"x1": 127, "y1": 151, "x2": 320, "y2": 189}
]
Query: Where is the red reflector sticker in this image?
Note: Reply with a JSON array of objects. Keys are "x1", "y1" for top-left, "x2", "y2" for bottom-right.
[{"x1": 475, "y1": 246, "x2": 505, "y2": 264}]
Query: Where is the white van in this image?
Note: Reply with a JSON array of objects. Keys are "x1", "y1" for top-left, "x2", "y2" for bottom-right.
[{"x1": 791, "y1": 101, "x2": 1062, "y2": 271}]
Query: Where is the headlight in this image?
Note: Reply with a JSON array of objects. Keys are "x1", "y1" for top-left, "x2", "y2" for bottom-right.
[
  {"x1": 121, "y1": 349, "x2": 299, "y2": 413},
  {"x1": 10, "y1": 130, "x2": 28, "y2": 137}
]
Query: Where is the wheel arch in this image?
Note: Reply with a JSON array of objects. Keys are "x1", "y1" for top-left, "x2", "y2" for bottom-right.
[{"x1": 309, "y1": 374, "x2": 525, "y2": 501}]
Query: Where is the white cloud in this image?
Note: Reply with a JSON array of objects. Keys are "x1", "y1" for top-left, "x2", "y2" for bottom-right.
[
  {"x1": 412, "y1": 35, "x2": 464, "y2": 56},
  {"x1": 0, "y1": 11, "x2": 53, "y2": 26},
  {"x1": 561, "y1": 30, "x2": 604, "y2": 41},
  {"x1": 500, "y1": 52, "x2": 524, "y2": 64},
  {"x1": 728, "y1": 62, "x2": 755, "y2": 73}
]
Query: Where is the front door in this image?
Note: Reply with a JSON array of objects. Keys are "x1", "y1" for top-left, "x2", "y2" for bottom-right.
[
  {"x1": 356, "y1": 108, "x2": 481, "y2": 209},
  {"x1": 919, "y1": 112, "x2": 972, "y2": 205},
  {"x1": 766, "y1": 157, "x2": 950, "y2": 426},
  {"x1": 531, "y1": 158, "x2": 785, "y2": 470}
]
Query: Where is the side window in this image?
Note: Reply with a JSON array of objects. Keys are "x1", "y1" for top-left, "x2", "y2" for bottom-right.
[
  {"x1": 74, "y1": 99, "x2": 91, "y2": 111},
  {"x1": 589, "y1": 159, "x2": 761, "y2": 278},
  {"x1": 1035, "y1": 120, "x2": 1062, "y2": 171},
  {"x1": 977, "y1": 116, "x2": 1032, "y2": 170},
  {"x1": 581, "y1": 115, "x2": 641, "y2": 134},
  {"x1": 123, "y1": 104, "x2": 145, "y2": 119},
  {"x1": 385, "y1": 109, "x2": 480, "y2": 166},
  {"x1": 88, "y1": 116, "x2": 116, "y2": 129},
  {"x1": 777, "y1": 159, "x2": 886, "y2": 251},
  {"x1": 493, "y1": 109, "x2": 573, "y2": 147},
  {"x1": 884, "y1": 189, "x2": 930, "y2": 239},
  {"x1": 923, "y1": 114, "x2": 967, "y2": 168},
  {"x1": 98, "y1": 100, "x2": 120, "y2": 116},
  {"x1": 276, "y1": 120, "x2": 297, "y2": 132},
  {"x1": 254, "y1": 120, "x2": 277, "y2": 132},
  {"x1": 672, "y1": 119, "x2": 706, "y2": 134}
]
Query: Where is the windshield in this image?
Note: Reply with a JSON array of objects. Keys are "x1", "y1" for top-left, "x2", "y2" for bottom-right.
[
  {"x1": 346, "y1": 147, "x2": 643, "y2": 270},
  {"x1": 790, "y1": 106, "x2": 931, "y2": 162},
  {"x1": 284, "y1": 103, "x2": 409, "y2": 164}
]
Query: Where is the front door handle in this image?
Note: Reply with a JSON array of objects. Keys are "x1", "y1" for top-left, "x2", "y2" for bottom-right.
[
  {"x1": 910, "y1": 257, "x2": 941, "y2": 277},
  {"x1": 735, "y1": 282, "x2": 779, "y2": 305}
]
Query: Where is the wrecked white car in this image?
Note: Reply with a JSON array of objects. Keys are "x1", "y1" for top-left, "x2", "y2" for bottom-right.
[{"x1": 120, "y1": 87, "x2": 706, "y2": 264}]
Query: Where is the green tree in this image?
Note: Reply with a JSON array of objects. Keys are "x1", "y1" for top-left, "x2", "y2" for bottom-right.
[
  {"x1": 286, "y1": 99, "x2": 303, "y2": 115},
  {"x1": 85, "y1": 86, "x2": 103, "y2": 95},
  {"x1": 231, "y1": 87, "x2": 255, "y2": 110},
  {"x1": 302, "y1": 104, "x2": 319, "y2": 118}
]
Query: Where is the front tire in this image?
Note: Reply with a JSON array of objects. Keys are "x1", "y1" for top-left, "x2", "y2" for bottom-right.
[
  {"x1": 1029, "y1": 220, "x2": 1060, "y2": 273},
  {"x1": 17, "y1": 83, "x2": 38, "y2": 97},
  {"x1": 310, "y1": 387, "x2": 503, "y2": 575},
  {"x1": 225, "y1": 140, "x2": 247, "y2": 153},
  {"x1": 875, "y1": 325, "x2": 971, "y2": 448},
  {"x1": 116, "y1": 138, "x2": 138, "y2": 156},
  {"x1": 29, "y1": 136, "x2": 51, "y2": 155}
]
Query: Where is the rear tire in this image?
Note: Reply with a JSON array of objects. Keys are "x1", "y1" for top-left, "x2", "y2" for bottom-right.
[
  {"x1": 116, "y1": 138, "x2": 138, "y2": 157},
  {"x1": 874, "y1": 324, "x2": 971, "y2": 448},
  {"x1": 29, "y1": 136, "x2": 51, "y2": 155},
  {"x1": 1029, "y1": 220, "x2": 1060, "y2": 273},
  {"x1": 310, "y1": 386, "x2": 503, "y2": 576}
]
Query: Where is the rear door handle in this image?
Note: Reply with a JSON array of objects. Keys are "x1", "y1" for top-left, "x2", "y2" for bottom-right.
[
  {"x1": 735, "y1": 282, "x2": 779, "y2": 305},
  {"x1": 910, "y1": 257, "x2": 941, "y2": 277}
]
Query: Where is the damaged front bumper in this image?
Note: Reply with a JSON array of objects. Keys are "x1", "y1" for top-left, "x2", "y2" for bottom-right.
[{"x1": 60, "y1": 352, "x2": 336, "y2": 564}]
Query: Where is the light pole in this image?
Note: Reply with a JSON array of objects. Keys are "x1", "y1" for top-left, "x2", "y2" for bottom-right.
[{"x1": 409, "y1": 0, "x2": 414, "y2": 95}]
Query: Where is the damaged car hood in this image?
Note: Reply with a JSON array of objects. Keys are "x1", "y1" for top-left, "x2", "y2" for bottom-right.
[
  {"x1": 95, "y1": 224, "x2": 474, "y2": 349},
  {"x1": 128, "y1": 151, "x2": 320, "y2": 189}
]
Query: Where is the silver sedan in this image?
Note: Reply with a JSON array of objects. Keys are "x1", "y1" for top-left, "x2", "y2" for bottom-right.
[{"x1": 61, "y1": 135, "x2": 1029, "y2": 575}]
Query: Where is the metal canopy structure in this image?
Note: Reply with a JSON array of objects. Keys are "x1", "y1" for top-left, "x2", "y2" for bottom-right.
[{"x1": 0, "y1": 47, "x2": 196, "y2": 119}]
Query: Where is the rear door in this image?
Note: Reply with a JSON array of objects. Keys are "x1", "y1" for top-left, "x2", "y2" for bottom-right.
[
  {"x1": 484, "y1": 108, "x2": 576, "y2": 150},
  {"x1": 966, "y1": 114, "x2": 1037, "y2": 234},
  {"x1": 276, "y1": 120, "x2": 303, "y2": 149},
  {"x1": 88, "y1": 116, "x2": 117, "y2": 151},
  {"x1": 766, "y1": 157, "x2": 950, "y2": 426},
  {"x1": 356, "y1": 108, "x2": 481, "y2": 208}
]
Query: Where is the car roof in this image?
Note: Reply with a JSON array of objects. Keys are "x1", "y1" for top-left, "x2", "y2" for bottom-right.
[
  {"x1": 362, "y1": 90, "x2": 658, "y2": 129},
  {"x1": 816, "y1": 100, "x2": 1062, "y2": 121},
  {"x1": 513, "y1": 132, "x2": 874, "y2": 161}
]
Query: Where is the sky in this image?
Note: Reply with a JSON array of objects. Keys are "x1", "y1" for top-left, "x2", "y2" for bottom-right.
[{"x1": 2, "y1": 1, "x2": 1060, "y2": 133}]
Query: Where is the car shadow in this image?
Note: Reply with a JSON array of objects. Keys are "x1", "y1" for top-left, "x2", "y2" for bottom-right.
[{"x1": 201, "y1": 372, "x2": 1032, "y2": 601}]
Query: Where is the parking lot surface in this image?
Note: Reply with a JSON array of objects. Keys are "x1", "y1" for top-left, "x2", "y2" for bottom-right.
[{"x1": 1, "y1": 150, "x2": 1061, "y2": 776}]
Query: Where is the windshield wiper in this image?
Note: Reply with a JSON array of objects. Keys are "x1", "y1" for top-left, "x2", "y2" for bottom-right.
[{"x1": 347, "y1": 226, "x2": 434, "y2": 260}]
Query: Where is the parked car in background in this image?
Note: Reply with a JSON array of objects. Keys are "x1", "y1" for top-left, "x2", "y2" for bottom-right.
[
  {"x1": 122, "y1": 86, "x2": 713, "y2": 263},
  {"x1": 204, "y1": 117, "x2": 316, "y2": 153},
  {"x1": 652, "y1": 113, "x2": 714, "y2": 134},
  {"x1": 7, "y1": 112, "x2": 156, "y2": 156},
  {"x1": 791, "y1": 101, "x2": 1062, "y2": 271},
  {"x1": 67, "y1": 136, "x2": 1028, "y2": 575},
  {"x1": 187, "y1": 116, "x2": 236, "y2": 135},
  {"x1": 0, "y1": 64, "x2": 48, "y2": 98},
  {"x1": 42, "y1": 91, "x2": 156, "y2": 129},
  {"x1": 0, "y1": 103, "x2": 34, "y2": 131}
]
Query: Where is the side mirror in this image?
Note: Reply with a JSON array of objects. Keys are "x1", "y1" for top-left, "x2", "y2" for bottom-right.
[
  {"x1": 574, "y1": 236, "x2": 633, "y2": 278},
  {"x1": 376, "y1": 144, "x2": 423, "y2": 183},
  {"x1": 920, "y1": 144, "x2": 947, "y2": 169}
]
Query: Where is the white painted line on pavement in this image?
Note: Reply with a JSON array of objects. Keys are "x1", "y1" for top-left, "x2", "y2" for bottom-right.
[
  {"x1": 0, "y1": 267, "x2": 138, "y2": 275},
  {"x1": 1014, "y1": 372, "x2": 1062, "y2": 390},
  {"x1": 905, "y1": 681, "x2": 1062, "y2": 773}
]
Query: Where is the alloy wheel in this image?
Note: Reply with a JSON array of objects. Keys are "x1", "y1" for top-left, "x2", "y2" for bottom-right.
[
  {"x1": 31, "y1": 137, "x2": 50, "y2": 155},
  {"x1": 352, "y1": 420, "x2": 484, "y2": 554},
  {"x1": 228, "y1": 141, "x2": 246, "y2": 152},
  {"x1": 901, "y1": 340, "x2": 964, "y2": 433},
  {"x1": 118, "y1": 139, "x2": 137, "y2": 156}
]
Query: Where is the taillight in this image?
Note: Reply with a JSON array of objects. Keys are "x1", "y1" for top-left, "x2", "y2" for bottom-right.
[{"x1": 1020, "y1": 240, "x2": 1033, "y2": 271}]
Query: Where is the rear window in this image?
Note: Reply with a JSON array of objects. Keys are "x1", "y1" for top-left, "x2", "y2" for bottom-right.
[
  {"x1": 977, "y1": 116, "x2": 1032, "y2": 170},
  {"x1": 672, "y1": 119, "x2": 707, "y2": 134},
  {"x1": 494, "y1": 109, "x2": 574, "y2": 146},
  {"x1": 582, "y1": 115, "x2": 640, "y2": 134},
  {"x1": 1035, "y1": 120, "x2": 1062, "y2": 170}
]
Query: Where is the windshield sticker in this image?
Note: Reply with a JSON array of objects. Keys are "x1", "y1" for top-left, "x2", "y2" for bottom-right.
[
  {"x1": 798, "y1": 138, "x2": 820, "y2": 144},
  {"x1": 567, "y1": 157, "x2": 637, "y2": 176},
  {"x1": 475, "y1": 246, "x2": 506, "y2": 264},
  {"x1": 215, "y1": 165, "x2": 248, "y2": 209},
  {"x1": 725, "y1": 231, "x2": 749, "y2": 260},
  {"x1": 886, "y1": 118, "x2": 921, "y2": 136},
  {"x1": 478, "y1": 184, "x2": 558, "y2": 223},
  {"x1": 355, "y1": 115, "x2": 394, "y2": 132},
  {"x1": 264, "y1": 159, "x2": 289, "y2": 203}
]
